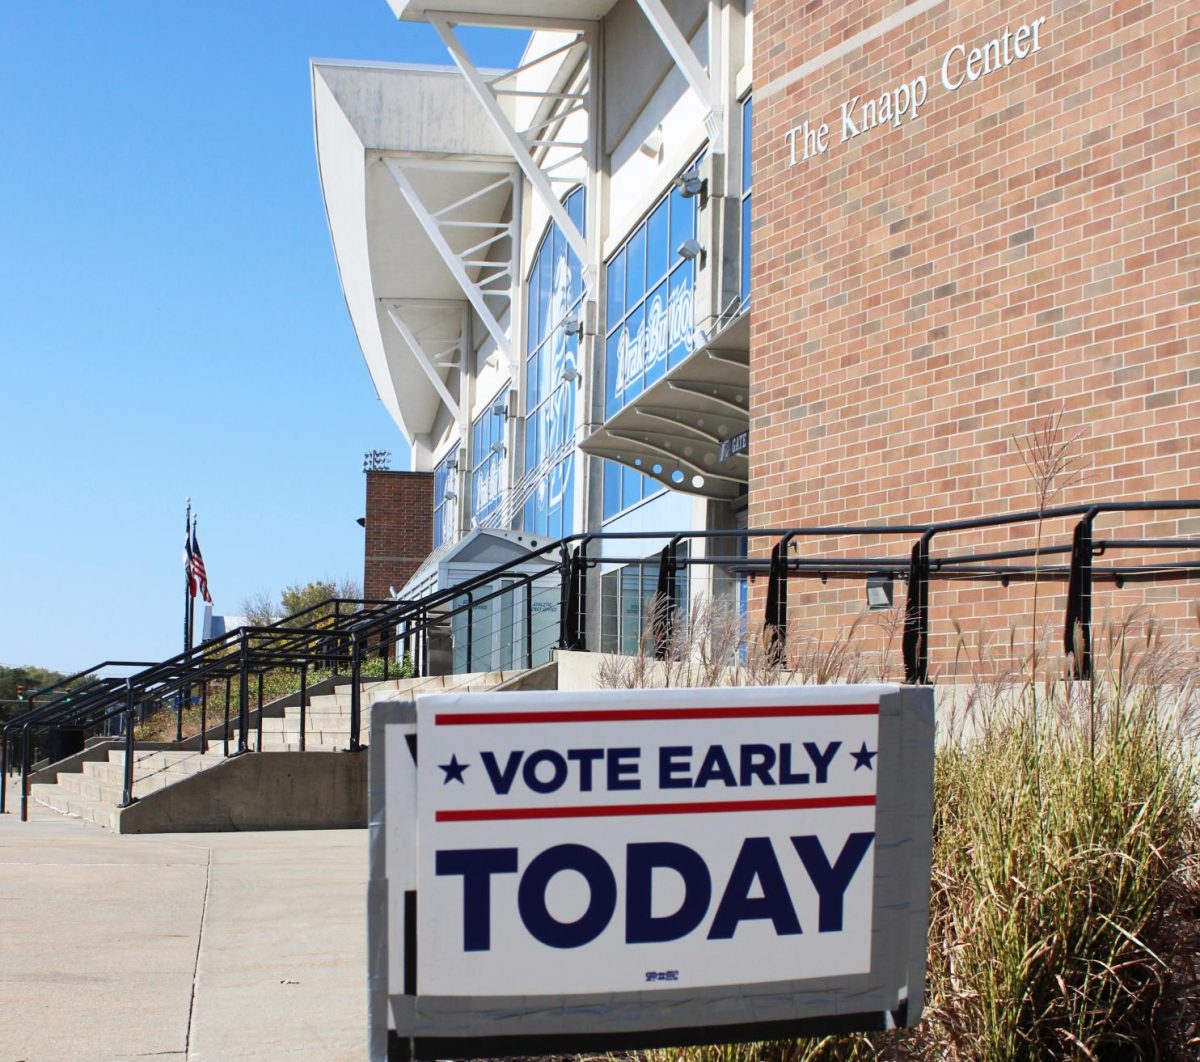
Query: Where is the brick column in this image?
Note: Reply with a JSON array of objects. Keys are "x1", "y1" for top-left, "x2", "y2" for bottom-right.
[{"x1": 363, "y1": 471, "x2": 434, "y2": 601}]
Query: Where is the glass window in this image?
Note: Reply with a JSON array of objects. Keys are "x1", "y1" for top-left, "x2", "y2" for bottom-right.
[
  {"x1": 604, "y1": 157, "x2": 702, "y2": 417},
  {"x1": 741, "y1": 96, "x2": 753, "y2": 305},
  {"x1": 471, "y1": 387, "x2": 508, "y2": 527},
  {"x1": 598, "y1": 547, "x2": 691, "y2": 655},
  {"x1": 602, "y1": 458, "x2": 662, "y2": 520},
  {"x1": 522, "y1": 186, "x2": 585, "y2": 538},
  {"x1": 432, "y1": 446, "x2": 459, "y2": 548}
]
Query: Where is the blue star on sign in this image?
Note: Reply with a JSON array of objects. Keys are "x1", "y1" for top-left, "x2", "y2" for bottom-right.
[
  {"x1": 439, "y1": 754, "x2": 469, "y2": 785},
  {"x1": 851, "y1": 742, "x2": 877, "y2": 771}
]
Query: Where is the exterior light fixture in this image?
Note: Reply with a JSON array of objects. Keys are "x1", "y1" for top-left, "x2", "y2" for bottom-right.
[
  {"x1": 866, "y1": 573, "x2": 894, "y2": 611},
  {"x1": 444, "y1": 488, "x2": 458, "y2": 501},
  {"x1": 640, "y1": 125, "x2": 664, "y2": 157},
  {"x1": 678, "y1": 238, "x2": 705, "y2": 261},
  {"x1": 562, "y1": 316, "x2": 584, "y2": 340},
  {"x1": 490, "y1": 440, "x2": 506, "y2": 455},
  {"x1": 561, "y1": 364, "x2": 581, "y2": 383},
  {"x1": 675, "y1": 171, "x2": 706, "y2": 198}
]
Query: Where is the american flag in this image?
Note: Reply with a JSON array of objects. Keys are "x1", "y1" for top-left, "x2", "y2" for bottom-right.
[
  {"x1": 183, "y1": 515, "x2": 197, "y2": 598},
  {"x1": 192, "y1": 525, "x2": 212, "y2": 605}
]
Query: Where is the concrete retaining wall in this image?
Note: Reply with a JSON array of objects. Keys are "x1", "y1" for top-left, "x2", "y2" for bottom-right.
[{"x1": 118, "y1": 752, "x2": 367, "y2": 834}]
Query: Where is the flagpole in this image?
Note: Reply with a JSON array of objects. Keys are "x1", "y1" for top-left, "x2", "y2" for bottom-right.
[{"x1": 184, "y1": 498, "x2": 193, "y2": 658}]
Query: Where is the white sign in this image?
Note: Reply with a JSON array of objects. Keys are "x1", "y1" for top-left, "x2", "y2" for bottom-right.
[
  {"x1": 417, "y1": 687, "x2": 880, "y2": 996},
  {"x1": 368, "y1": 685, "x2": 934, "y2": 1060}
]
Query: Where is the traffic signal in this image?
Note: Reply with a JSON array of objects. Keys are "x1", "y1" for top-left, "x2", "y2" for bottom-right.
[{"x1": 15, "y1": 684, "x2": 25, "y2": 700}]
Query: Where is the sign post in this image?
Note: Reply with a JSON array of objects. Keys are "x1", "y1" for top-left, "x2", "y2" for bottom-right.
[{"x1": 368, "y1": 684, "x2": 934, "y2": 1061}]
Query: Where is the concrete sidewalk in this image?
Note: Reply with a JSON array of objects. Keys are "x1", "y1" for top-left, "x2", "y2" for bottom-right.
[{"x1": 0, "y1": 779, "x2": 367, "y2": 1061}]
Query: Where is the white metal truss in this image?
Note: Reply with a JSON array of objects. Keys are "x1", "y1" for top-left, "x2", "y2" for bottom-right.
[
  {"x1": 426, "y1": 11, "x2": 596, "y2": 281},
  {"x1": 635, "y1": 0, "x2": 724, "y2": 151},
  {"x1": 383, "y1": 157, "x2": 519, "y2": 371},
  {"x1": 385, "y1": 300, "x2": 469, "y2": 424}
]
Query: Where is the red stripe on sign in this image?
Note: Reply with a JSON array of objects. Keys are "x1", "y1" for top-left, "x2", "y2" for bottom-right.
[
  {"x1": 433, "y1": 704, "x2": 879, "y2": 726},
  {"x1": 436, "y1": 794, "x2": 876, "y2": 822}
]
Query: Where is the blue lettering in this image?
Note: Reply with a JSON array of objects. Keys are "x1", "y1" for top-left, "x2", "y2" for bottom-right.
[
  {"x1": 803, "y1": 741, "x2": 841, "y2": 784},
  {"x1": 435, "y1": 847, "x2": 518, "y2": 951},
  {"x1": 518, "y1": 844, "x2": 617, "y2": 948},
  {"x1": 739, "y1": 744, "x2": 777, "y2": 786},
  {"x1": 707, "y1": 837, "x2": 802, "y2": 939},
  {"x1": 480, "y1": 750, "x2": 523, "y2": 795},
  {"x1": 607, "y1": 747, "x2": 641, "y2": 790},
  {"x1": 659, "y1": 746, "x2": 693, "y2": 788},
  {"x1": 778, "y1": 743, "x2": 810, "y2": 784},
  {"x1": 567, "y1": 747, "x2": 604, "y2": 791},
  {"x1": 791, "y1": 833, "x2": 874, "y2": 932},
  {"x1": 625, "y1": 842, "x2": 712, "y2": 943},
  {"x1": 523, "y1": 749, "x2": 568, "y2": 794},
  {"x1": 694, "y1": 745, "x2": 737, "y2": 788}
]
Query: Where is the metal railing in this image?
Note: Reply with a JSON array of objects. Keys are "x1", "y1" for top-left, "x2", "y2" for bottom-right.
[{"x1": 5, "y1": 499, "x2": 1200, "y2": 821}]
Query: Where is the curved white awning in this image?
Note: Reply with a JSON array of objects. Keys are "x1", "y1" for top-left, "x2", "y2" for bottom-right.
[{"x1": 312, "y1": 60, "x2": 517, "y2": 444}]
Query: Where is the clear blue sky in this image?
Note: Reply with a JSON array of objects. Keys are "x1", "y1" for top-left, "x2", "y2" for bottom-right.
[{"x1": 0, "y1": 2, "x2": 527, "y2": 674}]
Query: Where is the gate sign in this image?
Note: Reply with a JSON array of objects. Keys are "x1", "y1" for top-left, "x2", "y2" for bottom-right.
[{"x1": 368, "y1": 685, "x2": 934, "y2": 1062}]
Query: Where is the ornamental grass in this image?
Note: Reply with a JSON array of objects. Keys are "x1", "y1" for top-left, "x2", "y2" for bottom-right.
[{"x1": 632, "y1": 608, "x2": 1200, "y2": 1061}]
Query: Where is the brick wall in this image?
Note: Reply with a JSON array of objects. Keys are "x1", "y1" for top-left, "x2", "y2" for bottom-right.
[
  {"x1": 749, "y1": 0, "x2": 1200, "y2": 671},
  {"x1": 364, "y1": 471, "x2": 434, "y2": 601}
]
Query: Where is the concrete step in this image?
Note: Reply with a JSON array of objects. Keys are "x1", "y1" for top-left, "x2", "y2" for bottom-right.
[
  {"x1": 276, "y1": 685, "x2": 499, "y2": 720},
  {"x1": 29, "y1": 783, "x2": 118, "y2": 830},
  {"x1": 81, "y1": 755, "x2": 225, "y2": 788},
  {"x1": 260, "y1": 730, "x2": 351, "y2": 747},
  {"x1": 29, "y1": 668, "x2": 528, "y2": 829}
]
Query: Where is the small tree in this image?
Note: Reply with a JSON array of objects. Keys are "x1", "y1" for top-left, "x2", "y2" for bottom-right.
[{"x1": 279, "y1": 577, "x2": 362, "y2": 627}]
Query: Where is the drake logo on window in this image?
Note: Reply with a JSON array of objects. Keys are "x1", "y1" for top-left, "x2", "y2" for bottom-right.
[{"x1": 612, "y1": 283, "x2": 693, "y2": 405}]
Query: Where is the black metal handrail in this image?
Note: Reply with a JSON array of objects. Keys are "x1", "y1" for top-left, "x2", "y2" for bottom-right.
[
  {"x1": 9, "y1": 500, "x2": 1200, "y2": 822},
  {"x1": 2, "y1": 599, "x2": 394, "y2": 818}
]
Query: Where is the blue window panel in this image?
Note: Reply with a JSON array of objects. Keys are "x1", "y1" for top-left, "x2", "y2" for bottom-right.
[
  {"x1": 524, "y1": 414, "x2": 539, "y2": 472},
  {"x1": 621, "y1": 301, "x2": 646, "y2": 406},
  {"x1": 560, "y1": 456, "x2": 574, "y2": 536},
  {"x1": 742, "y1": 96, "x2": 753, "y2": 191},
  {"x1": 622, "y1": 461, "x2": 641, "y2": 507},
  {"x1": 668, "y1": 262, "x2": 695, "y2": 372},
  {"x1": 606, "y1": 247, "x2": 625, "y2": 326},
  {"x1": 646, "y1": 199, "x2": 669, "y2": 290},
  {"x1": 625, "y1": 225, "x2": 647, "y2": 310},
  {"x1": 538, "y1": 255, "x2": 553, "y2": 345},
  {"x1": 642, "y1": 278, "x2": 670, "y2": 390},
  {"x1": 526, "y1": 257, "x2": 540, "y2": 351},
  {"x1": 605, "y1": 329, "x2": 623, "y2": 421},
  {"x1": 568, "y1": 187, "x2": 585, "y2": 232},
  {"x1": 525, "y1": 347, "x2": 540, "y2": 407},
  {"x1": 603, "y1": 458, "x2": 621, "y2": 518}
]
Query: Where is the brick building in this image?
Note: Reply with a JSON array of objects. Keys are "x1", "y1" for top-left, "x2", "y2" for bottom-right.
[
  {"x1": 316, "y1": 0, "x2": 1197, "y2": 674},
  {"x1": 749, "y1": 0, "x2": 1199, "y2": 668},
  {"x1": 363, "y1": 470, "x2": 434, "y2": 601}
]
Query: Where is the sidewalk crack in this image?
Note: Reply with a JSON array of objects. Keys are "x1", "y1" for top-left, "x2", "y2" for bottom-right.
[{"x1": 184, "y1": 846, "x2": 213, "y2": 1061}]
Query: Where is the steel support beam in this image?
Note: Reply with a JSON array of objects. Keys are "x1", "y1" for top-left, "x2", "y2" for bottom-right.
[
  {"x1": 384, "y1": 158, "x2": 517, "y2": 370},
  {"x1": 427, "y1": 12, "x2": 594, "y2": 277},
  {"x1": 635, "y1": 0, "x2": 723, "y2": 150},
  {"x1": 386, "y1": 303, "x2": 464, "y2": 422}
]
